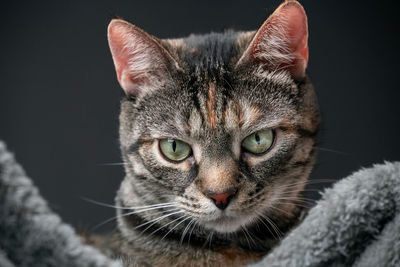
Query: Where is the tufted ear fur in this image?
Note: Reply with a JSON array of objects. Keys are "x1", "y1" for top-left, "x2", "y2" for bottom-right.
[
  {"x1": 107, "y1": 19, "x2": 181, "y2": 97},
  {"x1": 236, "y1": 0, "x2": 309, "y2": 79}
]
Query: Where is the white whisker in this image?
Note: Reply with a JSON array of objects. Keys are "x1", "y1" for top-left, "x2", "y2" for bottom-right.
[
  {"x1": 266, "y1": 204, "x2": 292, "y2": 216},
  {"x1": 256, "y1": 211, "x2": 283, "y2": 240},
  {"x1": 161, "y1": 216, "x2": 192, "y2": 241},
  {"x1": 136, "y1": 210, "x2": 183, "y2": 233},
  {"x1": 188, "y1": 220, "x2": 199, "y2": 245},
  {"x1": 273, "y1": 196, "x2": 315, "y2": 204},
  {"x1": 148, "y1": 214, "x2": 187, "y2": 238},
  {"x1": 91, "y1": 207, "x2": 179, "y2": 231},
  {"x1": 241, "y1": 226, "x2": 252, "y2": 248},
  {"x1": 208, "y1": 231, "x2": 214, "y2": 249},
  {"x1": 279, "y1": 188, "x2": 322, "y2": 195},
  {"x1": 273, "y1": 179, "x2": 335, "y2": 191},
  {"x1": 255, "y1": 214, "x2": 277, "y2": 239},
  {"x1": 97, "y1": 162, "x2": 132, "y2": 166},
  {"x1": 319, "y1": 147, "x2": 348, "y2": 155},
  {"x1": 274, "y1": 200, "x2": 311, "y2": 209},
  {"x1": 81, "y1": 197, "x2": 176, "y2": 210},
  {"x1": 202, "y1": 231, "x2": 212, "y2": 248},
  {"x1": 181, "y1": 219, "x2": 195, "y2": 244}
]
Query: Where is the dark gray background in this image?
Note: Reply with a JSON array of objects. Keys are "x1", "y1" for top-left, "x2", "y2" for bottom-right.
[{"x1": 1, "y1": 0, "x2": 399, "y2": 233}]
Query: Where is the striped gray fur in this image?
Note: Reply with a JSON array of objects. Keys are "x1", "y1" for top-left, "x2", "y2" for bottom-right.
[{"x1": 107, "y1": 1, "x2": 320, "y2": 266}]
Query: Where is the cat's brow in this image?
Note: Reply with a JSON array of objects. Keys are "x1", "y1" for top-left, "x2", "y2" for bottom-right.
[
  {"x1": 148, "y1": 118, "x2": 191, "y2": 139},
  {"x1": 149, "y1": 129, "x2": 189, "y2": 140},
  {"x1": 237, "y1": 114, "x2": 293, "y2": 136}
]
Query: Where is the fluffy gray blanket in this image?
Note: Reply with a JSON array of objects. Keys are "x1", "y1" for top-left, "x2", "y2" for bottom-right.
[{"x1": 0, "y1": 140, "x2": 399, "y2": 267}]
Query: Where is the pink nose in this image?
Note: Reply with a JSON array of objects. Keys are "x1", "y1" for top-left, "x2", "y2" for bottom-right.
[{"x1": 204, "y1": 187, "x2": 237, "y2": 210}]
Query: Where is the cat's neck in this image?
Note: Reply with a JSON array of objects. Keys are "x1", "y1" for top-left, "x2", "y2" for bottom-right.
[{"x1": 106, "y1": 196, "x2": 307, "y2": 266}]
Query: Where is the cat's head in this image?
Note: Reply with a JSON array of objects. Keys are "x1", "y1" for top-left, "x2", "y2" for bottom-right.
[{"x1": 108, "y1": 0, "x2": 319, "y2": 237}]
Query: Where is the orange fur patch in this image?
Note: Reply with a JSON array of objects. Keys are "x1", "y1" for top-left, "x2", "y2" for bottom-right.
[
  {"x1": 231, "y1": 100, "x2": 244, "y2": 128},
  {"x1": 249, "y1": 106, "x2": 261, "y2": 124},
  {"x1": 279, "y1": 120, "x2": 297, "y2": 133},
  {"x1": 207, "y1": 83, "x2": 218, "y2": 128},
  {"x1": 201, "y1": 166, "x2": 237, "y2": 193}
]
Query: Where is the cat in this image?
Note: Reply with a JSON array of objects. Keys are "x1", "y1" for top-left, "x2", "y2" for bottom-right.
[{"x1": 102, "y1": 0, "x2": 320, "y2": 266}]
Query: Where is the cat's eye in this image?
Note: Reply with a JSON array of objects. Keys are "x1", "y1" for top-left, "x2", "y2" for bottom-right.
[
  {"x1": 242, "y1": 129, "x2": 274, "y2": 154},
  {"x1": 159, "y1": 139, "x2": 192, "y2": 162}
]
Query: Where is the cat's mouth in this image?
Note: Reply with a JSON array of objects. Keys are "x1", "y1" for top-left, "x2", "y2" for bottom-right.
[{"x1": 201, "y1": 212, "x2": 255, "y2": 233}]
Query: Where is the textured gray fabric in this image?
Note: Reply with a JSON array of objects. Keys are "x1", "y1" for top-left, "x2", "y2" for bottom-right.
[
  {"x1": 0, "y1": 140, "x2": 399, "y2": 267},
  {"x1": 250, "y1": 161, "x2": 400, "y2": 267},
  {"x1": 0, "y1": 249, "x2": 15, "y2": 267},
  {"x1": 0, "y1": 141, "x2": 122, "y2": 267},
  {"x1": 353, "y1": 213, "x2": 400, "y2": 267}
]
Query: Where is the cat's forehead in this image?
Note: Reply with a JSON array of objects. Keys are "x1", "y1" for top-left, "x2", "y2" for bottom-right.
[
  {"x1": 130, "y1": 69, "x2": 298, "y2": 143},
  {"x1": 164, "y1": 31, "x2": 255, "y2": 72}
]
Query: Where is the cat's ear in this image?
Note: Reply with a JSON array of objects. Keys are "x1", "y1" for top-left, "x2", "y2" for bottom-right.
[
  {"x1": 236, "y1": 0, "x2": 308, "y2": 79},
  {"x1": 107, "y1": 19, "x2": 180, "y2": 97}
]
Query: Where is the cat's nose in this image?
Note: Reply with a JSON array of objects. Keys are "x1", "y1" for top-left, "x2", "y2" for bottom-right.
[{"x1": 204, "y1": 187, "x2": 237, "y2": 210}]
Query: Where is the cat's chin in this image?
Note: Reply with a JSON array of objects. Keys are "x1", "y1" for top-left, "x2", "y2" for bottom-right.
[{"x1": 201, "y1": 214, "x2": 255, "y2": 233}]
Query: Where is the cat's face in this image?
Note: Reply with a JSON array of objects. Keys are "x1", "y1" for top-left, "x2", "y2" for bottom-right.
[{"x1": 109, "y1": 1, "x2": 319, "y2": 237}]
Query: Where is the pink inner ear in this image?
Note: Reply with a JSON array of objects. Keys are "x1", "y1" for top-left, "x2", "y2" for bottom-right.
[
  {"x1": 238, "y1": 1, "x2": 309, "y2": 79},
  {"x1": 108, "y1": 21, "x2": 153, "y2": 96},
  {"x1": 108, "y1": 24, "x2": 130, "y2": 87},
  {"x1": 108, "y1": 20, "x2": 176, "y2": 97},
  {"x1": 282, "y1": 2, "x2": 309, "y2": 77}
]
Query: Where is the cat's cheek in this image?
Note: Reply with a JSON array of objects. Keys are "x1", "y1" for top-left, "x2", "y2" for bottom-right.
[
  {"x1": 289, "y1": 138, "x2": 314, "y2": 165},
  {"x1": 126, "y1": 154, "x2": 148, "y2": 177},
  {"x1": 117, "y1": 178, "x2": 137, "y2": 207},
  {"x1": 263, "y1": 183, "x2": 307, "y2": 217}
]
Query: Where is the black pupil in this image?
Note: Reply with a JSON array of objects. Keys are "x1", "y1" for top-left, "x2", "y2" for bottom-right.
[
  {"x1": 172, "y1": 141, "x2": 177, "y2": 152},
  {"x1": 255, "y1": 133, "x2": 261, "y2": 144}
]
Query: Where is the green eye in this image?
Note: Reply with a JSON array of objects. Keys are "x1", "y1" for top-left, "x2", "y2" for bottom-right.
[
  {"x1": 242, "y1": 129, "x2": 274, "y2": 154},
  {"x1": 159, "y1": 139, "x2": 192, "y2": 162}
]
